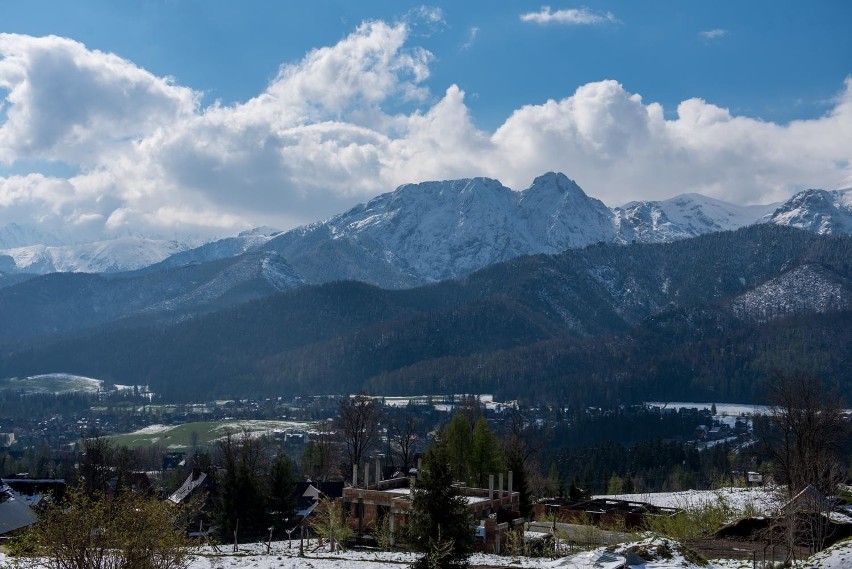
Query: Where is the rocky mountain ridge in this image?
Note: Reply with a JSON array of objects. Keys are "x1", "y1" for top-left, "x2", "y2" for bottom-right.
[{"x1": 3, "y1": 174, "x2": 851, "y2": 290}]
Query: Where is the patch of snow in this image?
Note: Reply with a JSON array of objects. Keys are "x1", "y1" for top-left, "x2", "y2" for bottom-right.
[{"x1": 597, "y1": 487, "x2": 779, "y2": 516}]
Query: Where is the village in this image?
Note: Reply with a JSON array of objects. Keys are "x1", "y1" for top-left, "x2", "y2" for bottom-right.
[{"x1": 0, "y1": 387, "x2": 850, "y2": 567}]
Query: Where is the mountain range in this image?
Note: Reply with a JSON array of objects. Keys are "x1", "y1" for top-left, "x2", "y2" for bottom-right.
[
  {"x1": 1, "y1": 172, "x2": 851, "y2": 405},
  {"x1": 3, "y1": 173, "x2": 851, "y2": 283},
  {"x1": 1, "y1": 224, "x2": 850, "y2": 404}
]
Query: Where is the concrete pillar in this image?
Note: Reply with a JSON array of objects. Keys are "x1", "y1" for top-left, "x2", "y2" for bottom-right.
[
  {"x1": 353, "y1": 464, "x2": 358, "y2": 487},
  {"x1": 489, "y1": 474, "x2": 494, "y2": 502},
  {"x1": 498, "y1": 472, "x2": 504, "y2": 500},
  {"x1": 389, "y1": 509, "x2": 396, "y2": 546},
  {"x1": 364, "y1": 463, "x2": 370, "y2": 488},
  {"x1": 508, "y1": 471, "x2": 513, "y2": 495},
  {"x1": 376, "y1": 457, "x2": 382, "y2": 484}
]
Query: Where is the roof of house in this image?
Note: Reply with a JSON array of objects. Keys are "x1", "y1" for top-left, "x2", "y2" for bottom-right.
[
  {"x1": 784, "y1": 484, "x2": 833, "y2": 513},
  {"x1": 168, "y1": 471, "x2": 208, "y2": 504},
  {"x1": 0, "y1": 484, "x2": 38, "y2": 535}
]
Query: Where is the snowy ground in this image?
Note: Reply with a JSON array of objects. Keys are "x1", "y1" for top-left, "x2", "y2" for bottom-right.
[
  {"x1": 3, "y1": 535, "x2": 849, "y2": 568},
  {"x1": 597, "y1": 487, "x2": 780, "y2": 516}
]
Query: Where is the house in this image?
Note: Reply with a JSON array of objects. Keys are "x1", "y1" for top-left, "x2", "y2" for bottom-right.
[
  {"x1": 293, "y1": 480, "x2": 345, "y2": 521},
  {"x1": 340, "y1": 463, "x2": 522, "y2": 553},
  {"x1": 1, "y1": 478, "x2": 66, "y2": 506},
  {"x1": 0, "y1": 483, "x2": 38, "y2": 536},
  {"x1": 534, "y1": 497, "x2": 678, "y2": 529}
]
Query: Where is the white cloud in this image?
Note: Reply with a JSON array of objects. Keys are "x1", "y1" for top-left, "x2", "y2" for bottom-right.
[
  {"x1": 461, "y1": 27, "x2": 480, "y2": 51},
  {"x1": 520, "y1": 6, "x2": 618, "y2": 26},
  {"x1": 0, "y1": 24, "x2": 850, "y2": 243},
  {"x1": 700, "y1": 29, "x2": 729, "y2": 41},
  {"x1": 0, "y1": 34, "x2": 198, "y2": 166}
]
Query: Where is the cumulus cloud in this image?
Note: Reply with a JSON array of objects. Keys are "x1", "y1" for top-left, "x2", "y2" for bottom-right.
[
  {"x1": 0, "y1": 34, "x2": 197, "y2": 166},
  {"x1": 520, "y1": 6, "x2": 618, "y2": 26},
  {"x1": 0, "y1": 23, "x2": 850, "y2": 243}
]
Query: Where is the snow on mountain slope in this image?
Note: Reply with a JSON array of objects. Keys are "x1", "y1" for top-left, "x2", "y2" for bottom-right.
[
  {"x1": 6, "y1": 175, "x2": 851, "y2": 283},
  {"x1": 614, "y1": 193, "x2": 778, "y2": 243},
  {"x1": 148, "y1": 226, "x2": 281, "y2": 271},
  {"x1": 268, "y1": 172, "x2": 617, "y2": 284},
  {"x1": 765, "y1": 188, "x2": 852, "y2": 234},
  {"x1": 0, "y1": 237, "x2": 196, "y2": 274},
  {"x1": 143, "y1": 251, "x2": 302, "y2": 314},
  {"x1": 731, "y1": 264, "x2": 852, "y2": 322}
]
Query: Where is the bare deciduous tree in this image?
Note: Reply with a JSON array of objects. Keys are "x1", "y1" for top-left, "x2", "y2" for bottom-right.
[
  {"x1": 761, "y1": 373, "x2": 848, "y2": 498},
  {"x1": 336, "y1": 395, "x2": 383, "y2": 478},
  {"x1": 389, "y1": 412, "x2": 420, "y2": 473},
  {"x1": 759, "y1": 373, "x2": 851, "y2": 557},
  {"x1": 301, "y1": 419, "x2": 336, "y2": 482}
]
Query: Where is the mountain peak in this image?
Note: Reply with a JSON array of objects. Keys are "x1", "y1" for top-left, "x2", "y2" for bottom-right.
[
  {"x1": 528, "y1": 172, "x2": 583, "y2": 195},
  {"x1": 766, "y1": 187, "x2": 852, "y2": 235}
]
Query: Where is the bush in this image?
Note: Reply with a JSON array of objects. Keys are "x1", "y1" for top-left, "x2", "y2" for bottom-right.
[
  {"x1": 643, "y1": 496, "x2": 735, "y2": 541},
  {"x1": 13, "y1": 487, "x2": 195, "y2": 569}
]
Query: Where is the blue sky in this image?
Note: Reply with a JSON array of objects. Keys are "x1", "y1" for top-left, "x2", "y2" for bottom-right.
[{"x1": 0, "y1": 1, "x2": 850, "y2": 240}]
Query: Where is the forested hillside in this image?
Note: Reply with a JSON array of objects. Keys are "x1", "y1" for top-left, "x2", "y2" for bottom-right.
[{"x1": 1, "y1": 225, "x2": 850, "y2": 403}]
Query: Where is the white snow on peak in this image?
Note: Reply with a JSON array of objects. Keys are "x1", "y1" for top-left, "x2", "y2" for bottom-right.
[
  {"x1": 764, "y1": 187, "x2": 852, "y2": 234},
  {"x1": 5, "y1": 177, "x2": 851, "y2": 281},
  {"x1": 614, "y1": 193, "x2": 778, "y2": 244},
  {"x1": 314, "y1": 173, "x2": 615, "y2": 282},
  {"x1": 0, "y1": 237, "x2": 195, "y2": 274}
]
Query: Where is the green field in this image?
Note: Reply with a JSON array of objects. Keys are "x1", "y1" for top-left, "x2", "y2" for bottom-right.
[{"x1": 108, "y1": 419, "x2": 314, "y2": 450}]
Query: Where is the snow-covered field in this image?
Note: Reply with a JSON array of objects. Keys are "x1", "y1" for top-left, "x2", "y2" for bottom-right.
[
  {"x1": 4, "y1": 535, "x2": 849, "y2": 568},
  {"x1": 0, "y1": 373, "x2": 103, "y2": 394},
  {"x1": 596, "y1": 487, "x2": 779, "y2": 516}
]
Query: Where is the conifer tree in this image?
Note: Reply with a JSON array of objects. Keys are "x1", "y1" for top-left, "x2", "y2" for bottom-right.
[
  {"x1": 268, "y1": 452, "x2": 297, "y2": 532},
  {"x1": 443, "y1": 413, "x2": 472, "y2": 482},
  {"x1": 408, "y1": 443, "x2": 473, "y2": 569},
  {"x1": 469, "y1": 417, "x2": 500, "y2": 488}
]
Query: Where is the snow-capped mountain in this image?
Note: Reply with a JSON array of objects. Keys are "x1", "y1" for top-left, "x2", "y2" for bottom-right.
[
  {"x1": 252, "y1": 173, "x2": 617, "y2": 285},
  {"x1": 5, "y1": 174, "x2": 850, "y2": 285},
  {"x1": 0, "y1": 222, "x2": 66, "y2": 249},
  {"x1": 0, "y1": 237, "x2": 197, "y2": 274},
  {"x1": 255, "y1": 173, "x2": 788, "y2": 286},
  {"x1": 292, "y1": 173, "x2": 614, "y2": 282},
  {"x1": 764, "y1": 188, "x2": 852, "y2": 234},
  {"x1": 142, "y1": 173, "x2": 842, "y2": 288},
  {"x1": 614, "y1": 194, "x2": 778, "y2": 243},
  {"x1": 146, "y1": 226, "x2": 281, "y2": 271}
]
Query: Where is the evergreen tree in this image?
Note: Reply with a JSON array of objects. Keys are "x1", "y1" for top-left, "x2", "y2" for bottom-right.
[
  {"x1": 504, "y1": 450, "x2": 532, "y2": 518},
  {"x1": 408, "y1": 443, "x2": 473, "y2": 569},
  {"x1": 469, "y1": 417, "x2": 500, "y2": 488},
  {"x1": 443, "y1": 413, "x2": 472, "y2": 483},
  {"x1": 268, "y1": 453, "x2": 297, "y2": 532}
]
